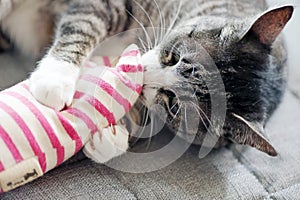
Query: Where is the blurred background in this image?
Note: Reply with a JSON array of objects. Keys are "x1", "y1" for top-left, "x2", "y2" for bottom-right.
[{"x1": 267, "y1": 0, "x2": 300, "y2": 94}]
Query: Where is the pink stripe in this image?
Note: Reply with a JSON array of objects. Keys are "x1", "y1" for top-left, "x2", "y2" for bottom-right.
[
  {"x1": 117, "y1": 64, "x2": 143, "y2": 73},
  {"x1": 121, "y1": 49, "x2": 140, "y2": 57},
  {"x1": 103, "y1": 56, "x2": 111, "y2": 67},
  {"x1": 74, "y1": 91, "x2": 84, "y2": 99},
  {"x1": 0, "y1": 125, "x2": 23, "y2": 163},
  {"x1": 0, "y1": 101, "x2": 47, "y2": 172},
  {"x1": 74, "y1": 91, "x2": 115, "y2": 124},
  {"x1": 0, "y1": 188, "x2": 3, "y2": 194},
  {"x1": 80, "y1": 74, "x2": 131, "y2": 112},
  {"x1": 84, "y1": 62, "x2": 93, "y2": 68},
  {"x1": 0, "y1": 161, "x2": 4, "y2": 172},
  {"x1": 5, "y1": 92, "x2": 65, "y2": 167},
  {"x1": 106, "y1": 68, "x2": 143, "y2": 94},
  {"x1": 21, "y1": 83, "x2": 29, "y2": 90},
  {"x1": 66, "y1": 108, "x2": 98, "y2": 135},
  {"x1": 55, "y1": 111, "x2": 83, "y2": 154}
]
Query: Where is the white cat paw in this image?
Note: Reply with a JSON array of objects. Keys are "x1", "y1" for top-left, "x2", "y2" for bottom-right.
[
  {"x1": 83, "y1": 125, "x2": 129, "y2": 163},
  {"x1": 29, "y1": 57, "x2": 80, "y2": 111}
]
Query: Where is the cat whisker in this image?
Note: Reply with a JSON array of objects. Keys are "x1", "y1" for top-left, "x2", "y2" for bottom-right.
[
  {"x1": 170, "y1": 99, "x2": 179, "y2": 111},
  {"x1": 138, "y1": 106, "x2": 150, "y2": 134},
  {"x1": 153, "y1": 0, "x2": 166, "y2": 46},
  {"x1": 126, "y1": 9, "x2": 153, "y2": 50},
  {"x1": 132, "y1": 0, "x2": 157, "y2": 48},
  {"x1": 192, "y1": 88, "x2": 197, "y2": 97},
  {"x1": 170, "y1": 104, "x2": 182, "y2": 123},
  {"x1": 128, "y1": 103, "x2": 150, "y2": 147},
  {"x1": 264, "y1": 73, "x2": 287, "y2": 79},
  {"x1": 184, "y1": 104, "x2": 188, "y2": 131},
  {"x1": 143, "y1": 82, "x2": 166, "y2": 87},
  {"x1": 143, "y1": 87, "x2": 160, "y2": 91},
  {"x1": 145, "y1": 111, "x2": 156, "y2": 150},
  {"x1": 174, "y1": 102, "x2": 209, "y2": 138},
  {"x1": 165, "y1": 0, "x2": 183, "y2": 40},
  {"x1": 131, "y1": 99, "x2": 155, "y2": 150},
  {"x1": 137, "y1": 35, "x2": 147, "y2": 53},
  {"x1": 189, "y1": 101, "x2": 216, "y2": 137},
  {"x1": 188, "y1": 101, "x2": 210, "y2": 134}
]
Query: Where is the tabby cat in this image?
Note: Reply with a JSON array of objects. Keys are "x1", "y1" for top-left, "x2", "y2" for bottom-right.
[{"x1": 0, "y1": 0, "x2": 294, "y2": 162}]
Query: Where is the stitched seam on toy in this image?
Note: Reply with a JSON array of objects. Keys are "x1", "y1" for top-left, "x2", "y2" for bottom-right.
[{"x1": 0, "y1": 157, "x2": 43, "y2": 192}]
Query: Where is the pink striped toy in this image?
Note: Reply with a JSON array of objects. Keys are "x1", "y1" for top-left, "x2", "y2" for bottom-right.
[{"x1": 0, "y1": 44, "x2": 143, "y2": 193}]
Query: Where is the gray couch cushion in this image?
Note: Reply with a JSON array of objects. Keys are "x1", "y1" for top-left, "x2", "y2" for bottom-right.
[{"x1": 231, "y1": 92, "x2": 300, "y2": 195}]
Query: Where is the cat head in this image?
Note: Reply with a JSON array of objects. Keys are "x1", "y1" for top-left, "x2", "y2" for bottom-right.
[{"x1": 140, "y1": 5, "x2": 294, "y2": 156}]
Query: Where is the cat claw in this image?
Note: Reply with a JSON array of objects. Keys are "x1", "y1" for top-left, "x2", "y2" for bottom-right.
[{"x1": 83, "y1": 125, "x2": 129, "y2": 163}]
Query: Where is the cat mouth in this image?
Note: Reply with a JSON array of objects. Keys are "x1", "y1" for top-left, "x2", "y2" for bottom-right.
[{"x1": 159, "y1": 89, "x2": 180, "y2": 117}]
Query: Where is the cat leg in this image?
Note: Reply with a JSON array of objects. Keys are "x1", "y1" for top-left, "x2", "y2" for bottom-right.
[
  {"x1": 83, "y1": 125, "x2": 129, "y2": 163},
  {"x1": 29, "y1": 1, "x2": 109, "y2": 110}
]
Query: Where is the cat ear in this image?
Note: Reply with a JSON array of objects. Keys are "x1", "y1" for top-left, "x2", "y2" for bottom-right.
[
  {"x1": 242, "y1": 5, "x2": 294, "y2": 45},
  {"x1": 224, "y1": 113, "x2": 277, "y2": 156}
]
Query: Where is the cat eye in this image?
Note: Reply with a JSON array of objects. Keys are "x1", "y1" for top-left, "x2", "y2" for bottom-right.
[{"x1": 160, "y1": 48, "x2": 181, "y2": 67}]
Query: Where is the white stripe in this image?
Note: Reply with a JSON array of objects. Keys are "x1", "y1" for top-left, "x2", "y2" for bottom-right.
[
  {"x1": 43, "y1": 112, "x2": 75, "y2": 163},
  {"x1": 83, "y1": 69, "x2": 141, "y2": 96},
  {"x1": 101, "y1": 70, "x2": 140, "y2": 106},
  {"x1": 0, "y1": 138, "x2": 16, "y2": 170},
  {"x1": 74, "y1": 82, "x2": 109, "y2": 126},
  {"x1": 13, "y1": 86, "x2": 77, "y2": 162},
  {"x1": 63, "y1": 112, "x2": 91, "y2": 144},
  {"x1": 76, "y1": 79, "x2": 125, "y2": 120},
  {"x1": 122, "y1": 71, "x2": 144, "y2": 85},
  {"x1": 0, "y1": 106, "x2": 34, "y2": 160},
  {"x1": 117, "y1": 55, "x2": 141, "y2": 67},
  {"x1": 0, "y1": 94, "x2": 56, "y2": 171}
]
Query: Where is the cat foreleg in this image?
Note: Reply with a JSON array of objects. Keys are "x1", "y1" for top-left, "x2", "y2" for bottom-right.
[{"x1": 29, "y1": 1, "x2": 108, "y2": 110}]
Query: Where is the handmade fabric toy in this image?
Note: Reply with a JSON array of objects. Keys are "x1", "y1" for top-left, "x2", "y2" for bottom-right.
[{"x1": 0, "y1": 45, "x2": 143, "y2": 193}]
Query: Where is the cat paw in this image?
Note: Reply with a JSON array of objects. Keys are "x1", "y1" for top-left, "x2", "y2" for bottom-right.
[
  {"x1": 83, "y1": 125, "x2": 129, "y2": 163},
  {"x1": 29, "y1": 57, "x2": 80, "y2": 111}
]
